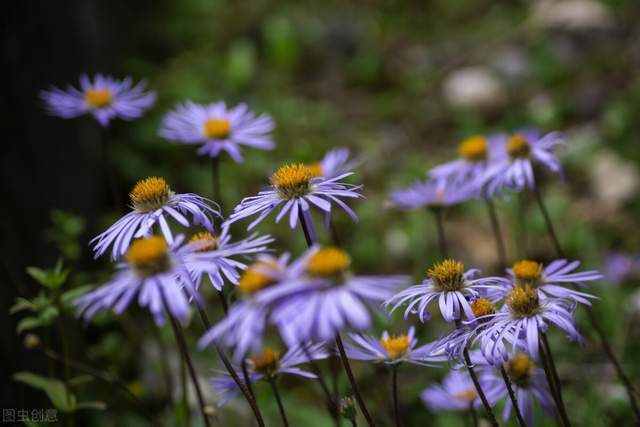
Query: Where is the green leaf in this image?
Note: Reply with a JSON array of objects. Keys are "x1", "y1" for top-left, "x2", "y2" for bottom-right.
[
  {"x1": 39, "y1": 306, "x2": 60, "y2": 323},
  {"x1": 16, "y1": 317, "x2": 45, "y2": 334},
  {"x1": 10, "y1": 297, "x2": 36, "y2": 314},
  {"x1": 13, "y1": 372, "x2": 76, "y2": 412},
  {"x1": 26, "y1": 267, "x2": 49, "y2": 286},
  {"x1": 75, "y1": 401, "x2": 107, "y2": 411},
  {"x1": 60, "y1": 285, "x2": 94, "y2": 307}
]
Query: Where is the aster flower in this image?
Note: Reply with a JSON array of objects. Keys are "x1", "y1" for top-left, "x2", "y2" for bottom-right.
[
  {"x1": 198, "y1": 254, "x2": 293, "y2": 361},
  {"x1": 482, "y1": 130, "x2": 563, "y2": 195},
  {"x1": 75, "y1": 236, "x2": 200, "y2": 325},
  {"x1": 480, "y1": 353, "x2": 554, "y2": 425},
  {"x1": 345, "y1": 326, "x2": 445, "y2": 366},
  {"x1": 265, "y1": 246, "x2": 408, "y2": 343},
  {"x1": 91, "y1": 177, "x2": 220, "y2": 260},
  {"x1": 421, "y1": 370, "x2": 483, "y2": 411},
  {"x1": 40, "y1": 74, "x2": 156, "y2": 127},
  {"x1": 225, "y1": 163, "x2": 362, "y2": 231},
  {"x1": 384, "y1": 259, "x2": 500, "y2": 323},
  {"x1": 388, "y1": 178, "x2": 473, "y2": 211},
  {"x1": 604, "y1": 252, "x2": 640, "y2": 285},
  {"x1": 183, "y1": 229, "x2": 273, "y2": 291},
  {"x1": 211, "y1": 344, "x2": 327, "y2": 406},
  {"x1": 494, "y1": 259, "x2": 600, "y2": 306},
  {"x1": 429, "y1": 134, "x2": 503, "y2": 188},
  {"x1": 474, "y1": 285, "x2": 582, "y2": 361},
  {"x1": 160, "y1": 101, "x2": 274, "y2": 162}
]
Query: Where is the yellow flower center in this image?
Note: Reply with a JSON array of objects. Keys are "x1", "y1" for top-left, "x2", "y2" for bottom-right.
[
  {"x1": 380, "y1": 334, "x2": 411, "y2": 360},
  {"x1": 202, "y1": 118, "x2": 231, "y2": 139},
  {"x1": 249, "y1": 347, "x2": 280, "y2": 377},
  {"x1": 428, "y1": 259, "x2": 465, "y2": 292},
  {"x1": 189, "y1": 231, "x2": 219, "y2": 252},
  {"x1": 307, "y1": 162, "x2": 324, "y2": 178},
  {"x1": 125, "y1": 236, "x2": 170, "y2": 276},
  {"x1": 506, "y1": 285, "x2": 540, "y2": 318},
  {"x1": 270, "y1": 163, "x2": 315, "y2": 199},
  {"x1": 85, "y1": 88, "x2": 113, "y2": 108},
  {"x1": 512, "y1": 260, "x2": 543, "y2": 287},
  {"x1": 238, "y1": 261, "x2": 278, "y2": 295},
  {"x1": 306, "y1": 247, "x2": 351, "y2": 278},
  {"x1": 506, "y1": 134, "x2": 531, "y2": 159},
  {"x1": 129, "y1": 177, "x2": 173, "y2": 212},
  {"x1": 457, "y1": 135, "x2": 487, "y2": 162},
  {"x1": 505, "y1": 353, "x2": 535, "y2": 387},
  {"x1": 454, "y1": 389, "x2": 478, "y2": 402},
  {"x1": 471, "y1": 298, "x2": 496, "y2": 318}
]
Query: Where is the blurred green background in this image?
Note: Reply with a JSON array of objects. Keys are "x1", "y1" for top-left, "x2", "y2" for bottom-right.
[{"x1": 5, "y1": 0, "x2": 640, "y2": 425}]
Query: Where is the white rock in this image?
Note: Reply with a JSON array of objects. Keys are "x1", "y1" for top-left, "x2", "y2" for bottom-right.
[{"x1": 443, "y1": 66, "x2": 506, "y2": 109}]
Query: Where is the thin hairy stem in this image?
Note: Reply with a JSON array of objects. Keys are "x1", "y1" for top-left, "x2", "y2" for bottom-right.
[
  {"x1": 211, "y1": 156, "x2": 221, "y2": 210},
  {"x1": 431, "y1": 208, "x2": 449, "y2": 258},
  {"x1": 196, "y1": 307, "x2": 265, "y2": 426},
  {"x1": 391, "y1": 365, "x2": 401, "y2": 427},
  {"x1": 100, "y1": 127, "x2": 122, "y2": 210},
  {"x1": 462, "y1": 347, "x2": 499, "y2": 427},
  {"x1": 164, "y1": 304, "x2": 212, "y2": 427},
  {"x1": 533, "y1": 184, "x2": 640, "y2": 421},
  {"x1": 499, "y1": 366, "x2": 526, "y2": 427},
  {"x1": 335, "y1": 334, "x2": 375, "y2": 427},
  {"x1": 538, "y1": 336, "x2": 570, "y2": 427},
  {"x1": 217, "y1": 288, "x2": 229, "y2": 315},
  {"x1": 484, "y1": 197, "x2": 507, "y2": 269},
  {"x1": 300, "y1": 342, "x2": 339, "y2": 423},
  {"x1": 269, "y1": 377, "x2": 290, "y2": 427},
  {"x1": 298, "y1": 209, "x2": 318, "y2": 246}
]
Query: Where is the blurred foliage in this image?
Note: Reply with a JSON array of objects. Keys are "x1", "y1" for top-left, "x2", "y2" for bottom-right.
[{"x1": 18, "y1": 0, "x2": 640, "y2": 425}]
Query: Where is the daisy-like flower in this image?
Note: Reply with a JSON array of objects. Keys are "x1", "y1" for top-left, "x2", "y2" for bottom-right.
[
  {"x1": 481, "y1": 352, "x2": 554, "y2": 425},
  {"x1": 308, "y1": 147, "x2": 358, "y2": 180},
  {"x1": 604, "y1": 252, "x2": 640, "y2": 285},
  {"x1": 474, "y1": 285, "x2": 582, "y2": 361},
  {"x1": 388, "y1": 178, "x2": 473, "y2": 211},
  {"x1": 184, "y1": 229, "x2": 273, "y2": 291},
  {"x1": 159, "y1": 101, "x2": 274, "y2": 162},
  {"x1": 225, "y1": 163, "x2": 362, "y2": 231},
  {"x1": 494, "y1": 259, "x2": 600, "y2": 306},
  {"x1": 384, "y1": 259, "x2": 499, "y2": 323},
  {"x1": 482, "y1": 130, "x2": 563, "y2": 195},
  {"x1": 266, "y1": 246, "x2": 408, "y2": 343},
  {"x1": 421, "y1": 370, "x2": 483, "y2": 411},
  {"x1": 211, "y1": 344, "x2": 327, "y2": 406},
  {"x1": 345, "y1": 326, "x2": 445, "y2": 366},
  {"x1": 429, "y1": 134, "x2": 502, "y2": 187},
  {"x1": 198, "y1": 254, "x2": 292, "y2": 361},
  {"x1": 91, "y1": 177, "x2": 220, "y2": 260},
  {"x1": 75, "y1": 235, "x2": 200, "y2": 325},
  {"x1": 40, "y1": 74, "x2": 156, "y2": 127}
]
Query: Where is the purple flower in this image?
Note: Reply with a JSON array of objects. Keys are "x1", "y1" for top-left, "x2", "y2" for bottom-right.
[
  {"x1": 429, "y1": 134, "x2": 503, "y2": 188},
  {"x1": 311, "y1": 147, "x2": 359, "y2": 179},
  {"x1": 183, "y1": 229, "x2": 273, "y2": 291},
  {"x1": 492, "y1": 259, "x2": 600, "y2": 306},
  {"x1": 389, "y1": 178, "x2": 473, "y2": 211},
  {"x1": 40, "y1": 74, "x2": 156, "y2": 127},
  {"x1": 482, "y1": 130, "x2": 563, "y2": 195},
  {"x1": 198, "y1": 254, "x2": 293, "y2": 361},
  {"x1": 75, "y1": 235, "x2": 200, "y2": 325},
  {"x1": 384, "y1": 259, "x2": 500, "y2": 323},
  {"x1": 265, "y1": 246, "x2": 408, "y2": 343},
  {"x1": 344, "y1": 326, "x2": 445, "y2": 366},
  {"x1": 91, "y1": 177, "x2": 220, "y2": 260},
  {"x1": 159, "y1": 101, "x2": 274, "y2": 162},
  {"x1": 224, "y1": 164, "x2": 362, "y2": 231},
  {"x1": 603, "y1": 253, "x2": 640, "y2": 285},
  {"x1": 211, "y1": 344, "x2": 328, "y2": 406},
  {"x1": 480, "y1": 353, "x2": 554, "y2": 425},
  {"x1": 421, "y1": 369, "x2": 484, "y2": 411},
  {"x1": 474, "y1": 285, "x2": 581, "y2": 361}
]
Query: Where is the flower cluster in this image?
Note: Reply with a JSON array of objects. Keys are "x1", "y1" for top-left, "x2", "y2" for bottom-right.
[{"x1": 38, "y1": 73, "x2": 628, "y2": 427}]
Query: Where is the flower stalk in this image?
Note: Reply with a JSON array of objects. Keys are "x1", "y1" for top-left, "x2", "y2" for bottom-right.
[
  {"x1": 269, "y1": 377, "x2": 290, "y2": 427},
  {"x1": 533, "y1": 184, "x2": 640, "y2": 421}
]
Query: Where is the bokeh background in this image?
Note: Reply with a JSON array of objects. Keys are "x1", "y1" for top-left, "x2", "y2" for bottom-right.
[{"x1": 3, "y1": 0, "x2": 640, "y2": 425}]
